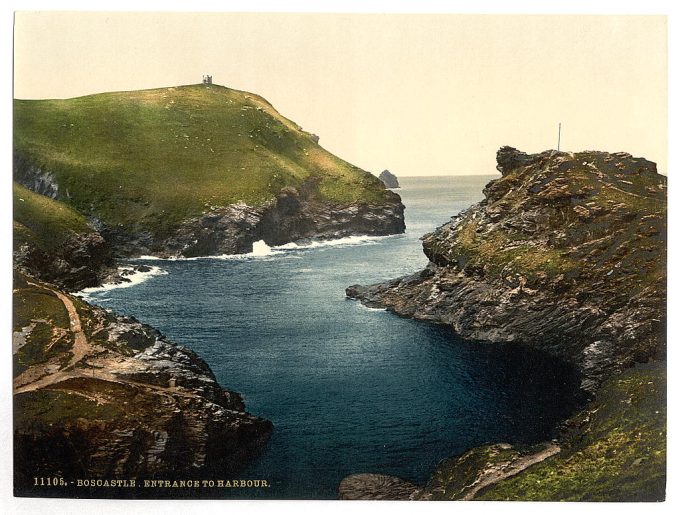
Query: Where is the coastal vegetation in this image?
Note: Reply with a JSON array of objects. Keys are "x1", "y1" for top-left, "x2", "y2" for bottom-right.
[
  {"x1": 14, "y1": 84, "x2": 392, "y2": 239},
  {"x1": 13, "y1": 182, "x2": 94, "y2": 252},
  {"x1": 346, "y1": 147, "x2": 666, "y2": 501}
]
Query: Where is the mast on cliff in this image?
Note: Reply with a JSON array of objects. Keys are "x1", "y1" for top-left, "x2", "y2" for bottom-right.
[{"x1": 557, "y1": 122, "x2": 561, "y2": 151}]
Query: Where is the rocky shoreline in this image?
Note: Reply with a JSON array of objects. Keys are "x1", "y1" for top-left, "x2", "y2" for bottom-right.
[
  {"x1": 103, "y1": 181, "x2": 405, "y2": 259},
  {"x1": 348, "y1": 147, "x2": 665, "y2": 391},
  {"x1": 343, "y1": 147, "x2": 666, "y2": 500},
  {"x1": 13, "y1": 272, "x2": 273, "y2": 497},
  {"x1": 14, "y1": 160, "x2": 405, "y2": 290},
  {"x1": 14, "y1": 229, "x2": 116, "y2": 292}
]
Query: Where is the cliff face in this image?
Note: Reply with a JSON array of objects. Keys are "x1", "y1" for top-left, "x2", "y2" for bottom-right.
[
  {"x1": 343, "y1": 147, "x2": 666, "y2": 501},
  {"x1": 348, "y1": 147, "x2": 666, "y2": 391},
  {"x1": 13, "y1": 182, "x2": 115, "y2": 291},
  {"x1": 102, "y1": 180, "x2": 405, "y2": 258},
  {"x1": 14, "y1": 230, "x2": 114, "y2": 290},
  {"x1": 13, "y1": 272, "x2": 272, "y2": 497}
]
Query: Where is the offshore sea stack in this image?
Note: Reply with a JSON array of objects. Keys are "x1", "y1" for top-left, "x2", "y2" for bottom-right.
[
  {"x1": 348, "y1": 147, "x2": 666, "y2": 391},
  {"x1": 378, "y1": 169, "x2": 400, "y2": 189}
]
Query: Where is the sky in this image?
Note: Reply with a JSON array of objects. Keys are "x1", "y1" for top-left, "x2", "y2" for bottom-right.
[
  {"x1": 13, "y1": 12, "x2": 667, "y2": 176},
  {"x1": 3, "y1": 5, "x2": 678, "y2": 515}
]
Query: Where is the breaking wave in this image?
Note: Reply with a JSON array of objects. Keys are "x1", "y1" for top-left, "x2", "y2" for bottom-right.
[
  {"x1": 77, "y1": 265, "x2": 168, "y2": 298},
  {"x1": 134, "y1": 234, "x2": 400, "y2": 262}
]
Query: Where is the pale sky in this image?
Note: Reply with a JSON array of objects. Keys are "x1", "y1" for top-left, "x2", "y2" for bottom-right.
[{"x1": 13, "y1": 12, "x2": 667, "y2": 175}]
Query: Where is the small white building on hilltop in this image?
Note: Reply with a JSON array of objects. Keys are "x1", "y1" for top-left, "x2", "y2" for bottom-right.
[{"x1": 202, "y1": 75, "x2": 212, "y2": 85}]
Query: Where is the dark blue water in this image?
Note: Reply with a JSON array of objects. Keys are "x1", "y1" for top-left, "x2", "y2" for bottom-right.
[{"x1": 81, "y1": 176, "x2": 582, "y2": 499}]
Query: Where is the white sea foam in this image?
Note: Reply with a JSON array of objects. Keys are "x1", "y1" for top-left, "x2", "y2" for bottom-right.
[
  {"x1": 135, "y1": 241, "x2": 285, "y2": 262},
  {"x1": 251, "y1": 239, "x2": 274, "y2": 256},
  {"x1": 78, "y1": 265, "x2": 168, "y2": 297},
  {"x1": 133, "y1": 235, "x2": 398, "y2": 262},
  {"x1": 274, "y1": 234, "x2": 400, "y2": 251},
  {"x1": 136, "y1": 255, "x2": 177, "y2": 261},
  {"x1": 207, "y1": 240, "x2": 289, "y2": 260},
  {"x1": 356, "y1": 303, "x2": 388, "y2": 312}
]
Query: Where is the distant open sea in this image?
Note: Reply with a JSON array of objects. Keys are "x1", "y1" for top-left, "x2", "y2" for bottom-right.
[{"x1": 80, "y1": 176, "x2": 583, "y2": 499}]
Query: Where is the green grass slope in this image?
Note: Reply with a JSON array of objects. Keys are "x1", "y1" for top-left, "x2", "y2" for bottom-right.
[
  {"x1": 13, "y1": 182, "x2": 94, "y2": 252},
  {"x1": 478, "y1": 361, "x2": 666, "y2": 501},
  {"x1": 421, "y1": 362, "x2": 665, "y2": 501},
  {"x1": 14, "y1": 84, "x2": 389, "y2": 237}
]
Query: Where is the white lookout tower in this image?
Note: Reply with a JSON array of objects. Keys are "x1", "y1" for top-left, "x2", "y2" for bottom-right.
[{"x1": 202, "y1": 74, "x2": 212, "y2": 85}]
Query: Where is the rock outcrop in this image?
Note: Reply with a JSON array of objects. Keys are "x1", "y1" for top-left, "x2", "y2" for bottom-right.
[
  {"x1": 348, "y1": 147, "x2": 666, "y2": 391},
  {"x1": 105, "y1": 180, "x2": 405, "y2": 258},
  {"x1": 14, "y1": 230, "x2": 115, "y2": 291},
  {"x1": 13, "y1": 272, "x2": 272, "y2": 497},
  {"x1": 13, "y1": 153, "x2": 60, "y2": 199},
  {"x1": 343, "y1": 147, "x2": 666, "y2": 501},
  {"x1": 378, "y1": 169, "x2": 400, "y2": 189},
  {"x1": 339, "y1": 474, "x2": 420, "y2": 500},
  {"x1": 13, "y1": 182, "x2": 116, "y2": 291}
]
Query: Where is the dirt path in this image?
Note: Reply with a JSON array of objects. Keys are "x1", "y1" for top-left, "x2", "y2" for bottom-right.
[
  {"x1": 48, "y1": 286, "x2": 89, "y2": 369},
  {"x1": 14, "y1": 282, "x2": 91, "y2": 394},
  {"x1": 14, "y1": 370, "x2": 78, "y2": 394},
  {"x1": 463, "y1": 444, "x2": 560, "y2": 500}
]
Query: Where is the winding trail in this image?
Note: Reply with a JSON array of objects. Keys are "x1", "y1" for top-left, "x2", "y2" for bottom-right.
[
  {"x1": 14, "y1": 281, "x2": 91, "y2": 394},
  {"x1": 463, "y1": 444, "x2": 560, "y2": 500},
  {"x1": 44, "y1": 283, "x2": 89, "y2": 369},
  {"x1": 14, "y1": 282, "x2": 191, "y2": 405}
]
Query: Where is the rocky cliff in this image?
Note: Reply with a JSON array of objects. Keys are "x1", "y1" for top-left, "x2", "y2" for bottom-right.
[
  {"x1": 13, "y1": 271, "x2": 272, "y2": 497},
  {"x1": 349, "y1": 147, "x2": 666, "y2": 391},
  {"x1": 13, "y1": 182, "x2": 116, "y2": 291},
  {"x1": 344, "y1": 147, "x2": 666, "y2": 501},
  {"x1": 103, "y1": 179, "x2": 405, "y2": 258}
]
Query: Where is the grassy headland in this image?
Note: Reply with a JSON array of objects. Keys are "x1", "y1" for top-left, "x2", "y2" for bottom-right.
[{"x1": 14, "y1": 84, "x2": 390, "y2": 238}]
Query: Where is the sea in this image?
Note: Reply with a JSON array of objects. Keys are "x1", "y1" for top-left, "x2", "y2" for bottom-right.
[{"x1": 79, "y1": 175, "x2": 583, "y2": 499}]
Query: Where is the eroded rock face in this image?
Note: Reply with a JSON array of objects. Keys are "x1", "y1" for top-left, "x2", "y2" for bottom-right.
[
  {"x1": 105, "y1": 182, "x2": 406, "y2": 258},
  {"x1": 14, "y1": 231, "x2": 115, "y2": 291},
  {"x1": 348, "y1": 148, "x2": 666, "y2": 391},
  {"x1": 13, "y1": 276, "x2": 272, "y2": 497},
  {"x1": 14, "y1": 154, "x2": 60, "y2": 199}
]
